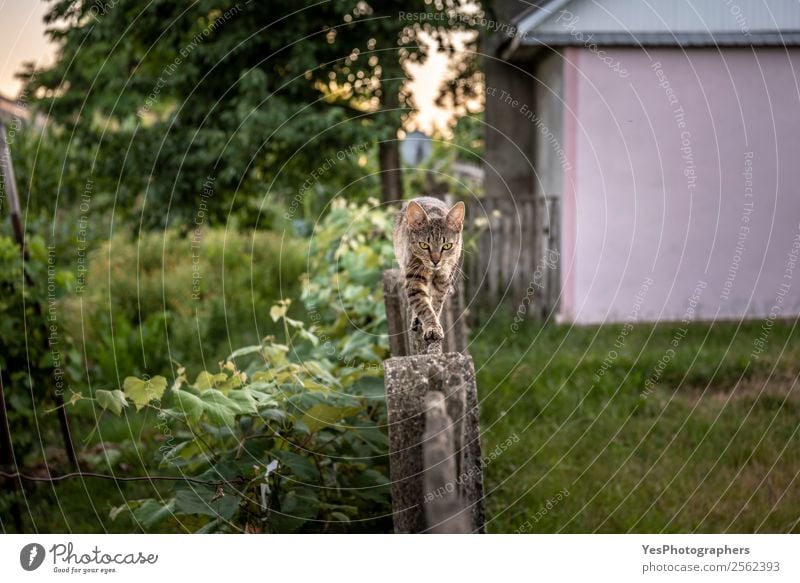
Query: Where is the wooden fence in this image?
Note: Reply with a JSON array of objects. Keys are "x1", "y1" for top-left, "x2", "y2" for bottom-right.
[{"x1": 466, "y1": 194, "x2": 561, "y2": 320}]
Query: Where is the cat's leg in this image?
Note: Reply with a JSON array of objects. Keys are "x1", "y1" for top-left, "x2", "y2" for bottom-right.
[
  {"x1": 431, "y1": 271, "x2": 452, "y2": 319},
  {"x1": 405, "y1": 268, "x2": 423, "y2": 331},
  {"x1": 404, "y1": 273, "x2": 443, "y2": 341},
  {"x1": 411, "y1": 316, "x2": 422, "y2": 332}
]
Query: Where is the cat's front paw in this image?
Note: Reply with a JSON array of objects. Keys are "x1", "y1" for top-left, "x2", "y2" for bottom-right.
[{"x1": 423, "y1": 323, "x2": 444, "y2": 342}]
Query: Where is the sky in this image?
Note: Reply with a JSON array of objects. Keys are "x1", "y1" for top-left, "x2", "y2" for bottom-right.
[
  {"x1": 0, "y1": 1, "x2": 55, "y2": 98},
  {"x1": 0, "y1": 1, "x2": 453, "y2": 133}
]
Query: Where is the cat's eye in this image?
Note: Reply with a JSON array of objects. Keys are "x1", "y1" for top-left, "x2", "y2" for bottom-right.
[
  {"x1": 419, "y1": 242, "x2": 430, "y2": 249},
  {"x1": 442, "y1": 243, "x2": 453, "y2": 250}
]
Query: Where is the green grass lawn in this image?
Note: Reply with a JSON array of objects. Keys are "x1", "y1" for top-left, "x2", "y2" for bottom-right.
[{"x1": 473, "y1": 317, "x2": 800, "y2": 533}]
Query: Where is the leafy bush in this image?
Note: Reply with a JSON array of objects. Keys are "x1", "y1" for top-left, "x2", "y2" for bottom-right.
[
  {"x1": 301, "y1": 198, "x2": 395, "y2": 365},
  {"x1": 55, "y1": 200, "x2": 399, "y2": 532},
  {"x1": 83, "y1": 301, "x2": 390, "y2": 533},
  {"x1": 61, "y1": 228, "x2": 306, "y2": 384},
  {"x1": 0, "y1": 235, "x2": 74, "y2": 457}
]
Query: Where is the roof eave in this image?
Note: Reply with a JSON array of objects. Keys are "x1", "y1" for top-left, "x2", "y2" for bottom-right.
[{"x1": 513, "y1": 31, "x2": 800, "y2": 49}]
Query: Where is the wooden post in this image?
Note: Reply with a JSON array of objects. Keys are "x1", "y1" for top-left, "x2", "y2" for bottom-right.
[
  {"x1": 383, "y1": 352, "x2": 485, "y2": 533},
  {"x1": 383, "y1": 269, "x2": 411, "y2": 358}
]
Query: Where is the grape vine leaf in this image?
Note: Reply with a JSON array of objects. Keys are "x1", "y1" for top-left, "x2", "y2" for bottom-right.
[
  {"x1": 95, "y1": 389, "x2": 128, "y2": 417},
  {"x1": 123, "y1": 376, "x2": 168, "y2": 410},
  {"x1": 300, "y1": 404, "x2": 361, "y2": 433},
  {"x1": 173, "y1": 389, "x2": 205, "y2": 425}
]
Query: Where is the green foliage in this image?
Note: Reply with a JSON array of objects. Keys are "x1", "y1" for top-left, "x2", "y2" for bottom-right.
[
  {"x1": 451, "y1": 113, "x2": 485, "y2": 162},
  {"x1": 82, "y1": 301, "x2": 390, "y2": 533},
  {"x1": 48, "y1": 201, "x2": 398, "y2": 533},
  {"x1": 3, "y1": 124, "x2": 129, "y2": 234},
  {"x1": 60, "y1": 228, "x2": 306, "y2": 383},
  {"x1": 24, "y1": 0, "x2": 479, "y2": 226},
  {"x1": 0, "y1": 235, "x2": 74, "y2": 456},
  {"x1": 301, "y1": 198, "x2": 395, "y2": 365},
  {"x1": 94, "y1": 389, "x2": 128, "y2": 416}
]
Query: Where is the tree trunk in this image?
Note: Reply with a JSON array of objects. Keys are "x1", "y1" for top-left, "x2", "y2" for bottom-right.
[
  {"x1": 378, "y1": 70, "x2": 404, "y2": 206},
  {"x1": 379, "y1": 140, "x2": 403, "y2": 205}
]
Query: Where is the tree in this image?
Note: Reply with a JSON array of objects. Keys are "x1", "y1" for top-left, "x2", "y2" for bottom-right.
[{"x1": 22, "y1": 0, "x2": 480, "y2": 227}]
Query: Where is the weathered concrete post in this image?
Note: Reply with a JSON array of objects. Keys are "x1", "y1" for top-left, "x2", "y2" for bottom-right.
[
  {"x1": 422, "y1": 391, "x2": 471, "y2": 533},
  {"x1": 383, "y1": 349, "x2": 485, "y2": 533}
]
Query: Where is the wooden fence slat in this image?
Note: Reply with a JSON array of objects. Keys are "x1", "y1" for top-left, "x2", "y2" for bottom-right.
[
  {"x1": 383, "y1": 270, "x2": 411, "y2": 357},
  {"x1": 465, "y1": 194, "x2": 560, "y2": 320}
]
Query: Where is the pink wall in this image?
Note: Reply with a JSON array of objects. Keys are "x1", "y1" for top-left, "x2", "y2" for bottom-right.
[{"x1": 562, "y1": 47, "x2": 800, "y2": 324}]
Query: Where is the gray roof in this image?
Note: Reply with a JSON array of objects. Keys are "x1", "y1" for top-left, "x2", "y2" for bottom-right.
[
  {"x1": 517, "y1": 31, "x2": 800, "y2": 47},
  {"x1": 503, "y1": 0, "x2": 800, "y2": 57}
]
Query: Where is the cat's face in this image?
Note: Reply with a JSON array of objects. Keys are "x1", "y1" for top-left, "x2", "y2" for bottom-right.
[{"x1": 406, "y1": 201, "x2": 465, "y2": 271}]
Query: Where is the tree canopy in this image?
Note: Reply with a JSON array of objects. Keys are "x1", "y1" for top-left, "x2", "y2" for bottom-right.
[{"x1": 22, "y1": 0, "x2": 480, "y2": 228}]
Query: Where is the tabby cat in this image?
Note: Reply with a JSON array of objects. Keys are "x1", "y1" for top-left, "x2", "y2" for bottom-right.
[{"x1": 393, "y1": 197, "x2": 465, "y2": 341}]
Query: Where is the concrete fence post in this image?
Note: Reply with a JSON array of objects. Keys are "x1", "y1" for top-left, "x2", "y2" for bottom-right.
[{"x1": 383, "y1": 351, "x2": 485, "y2": 533}]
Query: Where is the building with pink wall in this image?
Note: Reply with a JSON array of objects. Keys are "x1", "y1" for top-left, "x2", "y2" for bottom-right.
[{"x1": 483, "y1": 0, "x2": 800, "y2": 324}]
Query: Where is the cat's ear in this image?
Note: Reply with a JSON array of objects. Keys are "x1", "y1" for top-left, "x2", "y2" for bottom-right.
[
  {"x1": 406, "y1": 201, "x2": 429, "y2": 228},
  {"x1": 446, "y1": 201, "x2": 466, "y2": 230}
]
